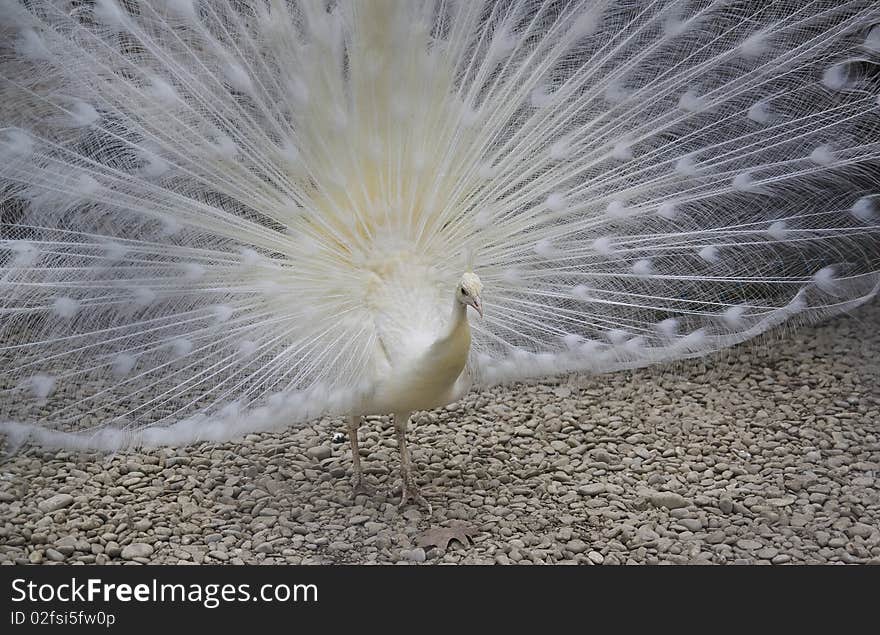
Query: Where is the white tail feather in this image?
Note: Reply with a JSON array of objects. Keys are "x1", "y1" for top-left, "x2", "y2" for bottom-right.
[{"x1": 1, "y1": 0, "x2": 879, "y2": 450}]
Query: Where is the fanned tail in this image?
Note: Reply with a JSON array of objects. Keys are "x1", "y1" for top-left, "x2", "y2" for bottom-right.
[{"x1": 1, "y1": 0, "x2": 878, "y2": 450}]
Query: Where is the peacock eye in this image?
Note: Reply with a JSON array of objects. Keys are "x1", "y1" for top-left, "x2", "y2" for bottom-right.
[{"x1": 461, "y1": 287, "x2": 468, "y2": 296}]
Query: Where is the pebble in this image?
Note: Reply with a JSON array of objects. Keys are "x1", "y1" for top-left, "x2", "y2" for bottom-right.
[
  {"x1": 756, "y1": 547, "x2": 778, "y2": 560},
  {"x1": 577, "y1": 483, "x2": 605, "y2": 497},
  {"x1": 848, "y1": 523, "x2": 875, "y2": 539},
  {"x1": 38, "y1": 494, "x2": 74, "y2": 514},
  {"x1": 401, "y1": 548, "x2": 426, "y2": 563},
  {"x1": 566, "y1": 539, "x2": 588, "y2": 554},
  {"x1": 705, "y1": 531, "x2": 726, "y2": 545},
  {"x1": 678, "y1": 518, "x2": 702, "y2": 532},
  {"x1": 45, "y1": 548, "x2": 65, "y2": 562},
  {"x1": 307, "y1": 446, "x2": 332, "y2": 461},
  {"x1": 648, "y1": 492, "x2": 690, "y2": 510},
  {"x1": 121, "y1": 543, "x2": 155, "y2": 560},
  {"x1": 637, "y1": 526, "x2": 660, "y2": 543},
  {"x1": 736, "y1": 539, "x2": 762, "y2": 551}
]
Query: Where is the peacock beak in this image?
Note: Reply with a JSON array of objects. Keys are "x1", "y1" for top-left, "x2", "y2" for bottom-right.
[{"x1": 471, "y1": 297, "x2": 483, "y2": 318}]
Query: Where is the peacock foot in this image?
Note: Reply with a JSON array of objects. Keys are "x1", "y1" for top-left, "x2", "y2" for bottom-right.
[
  {"x1": 350, "y1": 476, "x2": 380, "y2": 500},
  {"x1": 398, "y1": 481, "x2": 432, "y2": 515}
]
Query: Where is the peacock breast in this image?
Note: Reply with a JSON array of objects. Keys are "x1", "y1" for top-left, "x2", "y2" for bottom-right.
[{"x1": 380, "y1": 315, "x2": 471, "y2": 413}]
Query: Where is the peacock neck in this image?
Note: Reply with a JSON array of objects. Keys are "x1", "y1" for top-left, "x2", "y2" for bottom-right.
[{"x1": 443, "y1": 297, "x2": 470, "y2": 341}]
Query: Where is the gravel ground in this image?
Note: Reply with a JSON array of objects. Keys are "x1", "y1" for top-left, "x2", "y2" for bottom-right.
[{"x1": 1, "y1": 301, "x2": 878, "y2": 565}]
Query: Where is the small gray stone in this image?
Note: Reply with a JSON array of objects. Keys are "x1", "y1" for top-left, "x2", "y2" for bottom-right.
[
  {"x1": 402, "y1": 509, "x2": 422, "y2": 522},
  {"x1": 756, "y1": 547, "x2": 779, "y2": 560},
  {"x1": 705, "y1": 531, "x2": 726, "y2": 545},
  {"x1": 648, "y1": 492, "x2": 689, "y2": 510},
  {"x1": 736, "y1": 539, "x2": 762, "y2": 551},
  {"x1": 402, "y1": 548, "x2": 426, "y2": 563},
  {"x1": 364, "y1": 522, "x2": 385, "y2": 535},
  {"x1": 719, "y1": 497, "x2": 734, "y2": 514},
  {"x1": 678, "y1": 518, "x2": 702, "y2": 532},
  {"x1": 38, "y1": 494, "x2": 74, "y2": 514},
  {"x1": 587, "y1": 551, "x2": 604, "y2": 564},
  {"x1": 121, "y1": 543, "x2": 154, "y2": 560},
  {"x1": 45, "y1": 548, "x2": 66, "y2": 562},
  {"x1": 768, "y1": 496, "x2": 796, "y2": 507},
  {"x1": 848, "y1": 523, "x2": 875, "y2": 539},
  {"x1": 577, "y1": 483, "x2": 605, "y2": 497},
  {"x1": 566, "y1": 539, "x2": 588, "y2": 554},
  {"x1": 637, "y1": 526, "x2": 660, "y2": 543},
  {"x1": 328, "y1": 541, "x2": 351, "y2": 552},
  {"x1": 54, "y1": 536, "x2": 78, "y2": 554},
  {"x1": 307, "y1": 445, "x2": 332, "y2": 460}
]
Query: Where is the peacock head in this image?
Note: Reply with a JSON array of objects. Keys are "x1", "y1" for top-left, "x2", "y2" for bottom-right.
[{"x1": 456, "y1": 272, "x2": 483, "y2": 318}]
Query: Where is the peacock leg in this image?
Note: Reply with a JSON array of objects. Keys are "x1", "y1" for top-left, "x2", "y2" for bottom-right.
[
  {"x1": 347, "y1": 415, "x2": 376, "y2": 498},
  {"x1": 394, "y1": 412, "x2": 432, "y2": 514}
]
